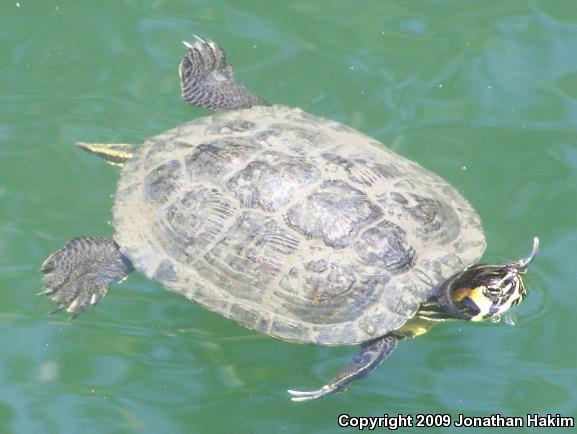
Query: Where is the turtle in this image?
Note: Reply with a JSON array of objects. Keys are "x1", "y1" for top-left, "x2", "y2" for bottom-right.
[{"x1": 40, "y1": 36, "x2": 539, "y2": 401}]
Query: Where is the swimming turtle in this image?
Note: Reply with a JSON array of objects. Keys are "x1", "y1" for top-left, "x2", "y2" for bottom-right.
[{"x1": 40, "y1": 36, "x2": 539, "y2": 401}]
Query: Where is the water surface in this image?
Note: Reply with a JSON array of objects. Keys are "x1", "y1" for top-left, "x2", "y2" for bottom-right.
[{"x1": 1, "y1": 1, "x2": 576, "y2": 433}]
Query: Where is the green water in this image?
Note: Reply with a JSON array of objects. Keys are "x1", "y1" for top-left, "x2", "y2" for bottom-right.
[{"x1": 1, "y1": 1, "x2": 576, "y2": 433}]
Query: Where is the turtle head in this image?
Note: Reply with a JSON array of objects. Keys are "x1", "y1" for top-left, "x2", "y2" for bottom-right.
[
  {"x1": 419, "y1": 237, "x2": 539, "y2": 321},
  {"x1": 445, "y1": 237, "x2": 539, "y2": 321}
]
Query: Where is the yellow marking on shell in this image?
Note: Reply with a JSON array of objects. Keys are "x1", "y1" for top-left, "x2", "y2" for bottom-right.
[{"x1": 77, "y1": 142, "x2": 134, "y2": 167}]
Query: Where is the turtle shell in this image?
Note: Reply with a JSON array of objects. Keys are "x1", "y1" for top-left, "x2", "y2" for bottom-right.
[{"x1": 112, "y1": 105, "x2": 486, "y2": 345}]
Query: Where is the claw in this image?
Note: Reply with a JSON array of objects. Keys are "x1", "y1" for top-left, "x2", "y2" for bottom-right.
[
  {"x1": 287, "y1": 384, "x2": 341, "y2": 402},
  {"x1": 191, "y1": 33, "x2": 206, "y2": 43},
  {"x1": 65, "y1": 297, "x2": 86, "y2": 320},
  {"x1": 37, "y1": 288, "x2": 55, "y2": 296},
  {"x1": 66, "y1": 299, "x2": 80, "y2": 314},
  {"x1": 183, "y1": 34, "x2": 205, "y2": 50},
  {"x1": 68, "y1": 310, "x2": 82, "y2": 321},
  {"x1": 183, "y1": 35, "x2": 211, "y2": 52},
  {"x1": 207, "y1": 39, "x2": 218, "y2": 51},
  {"x1": 40, "y1": 259, "x2": 55, "y2": 274},
  {"x1": 49, "y1": 304, "x2": 66, "y2": 315}
]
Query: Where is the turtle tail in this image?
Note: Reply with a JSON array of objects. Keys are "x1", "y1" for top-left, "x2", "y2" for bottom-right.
[{"x1": 77, "y1": 142, "x2": 135, "y2": 167}]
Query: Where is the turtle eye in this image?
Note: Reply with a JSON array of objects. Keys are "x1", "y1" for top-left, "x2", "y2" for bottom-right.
[{"x1": 483, "y1": 286, "x2": 502, "y2": 298}]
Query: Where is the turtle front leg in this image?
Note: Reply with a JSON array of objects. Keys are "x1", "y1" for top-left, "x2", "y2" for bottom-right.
[
  {"x1": 288, "y1": 334, "x2": 399, "y2": 402},
  {"x1": 40, "y1": 237, "x2": 133, "y2": 317}
]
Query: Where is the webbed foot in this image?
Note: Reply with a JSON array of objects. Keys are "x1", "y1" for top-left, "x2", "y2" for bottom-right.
[
  {"x1": 179, "y1": 35, "x2": 269, "y2": 111},
  {"x1": 40, "y1": 237, "x2": 132, "y2": 317},
  {"x1": 288, "y1": 335, "x2": 398, "y2": 402},
  {"x1": 288, "y1": 383, "x2": 345, "y2": 402}
]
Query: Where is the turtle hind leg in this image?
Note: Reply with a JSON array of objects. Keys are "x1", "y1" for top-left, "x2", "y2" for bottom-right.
[
  {"x1": 179, "y1": 36, "x2": 269, "y2": 111},
  {"x1": 40, "y1": 237, "x2": 133, "y2": 318},
  {"x1": 288, "y1": 335, "x2": 399, "y2": 402}
]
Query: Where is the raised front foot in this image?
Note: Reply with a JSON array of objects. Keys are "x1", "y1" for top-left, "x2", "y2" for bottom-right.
[
  {"x1": 40, "y1": 237, "x2": 133, "y2": 317},
  {"x1": 288, "y1": 335, "x2": 399, "y2": 402}
]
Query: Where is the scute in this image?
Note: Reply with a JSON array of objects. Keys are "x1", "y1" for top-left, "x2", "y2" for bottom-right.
[
  {"x1": 113, "y1": 105, "x2": 486, "y2": 345},
  {"x1": 158, "y1": 185, "x2": 236, "y2": 263},
  {"x1": 354, "y1": 219, "x2": 416, "y2": 273},
  {"x1": 199, "y1": 210, "x2": 300, "y2": 298},
  {"x1": 185, "y1": 137, "x2": 261, "y2": 182},
  {"x1": 285, "y1": 180, "x2": 382, "y2": 248},
  {"x1": 143, "y1": 159, "x2": 184, "y2": 204},
  {"x1": 226, "y1": 151, "x2": 321, "y2": 212}
]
